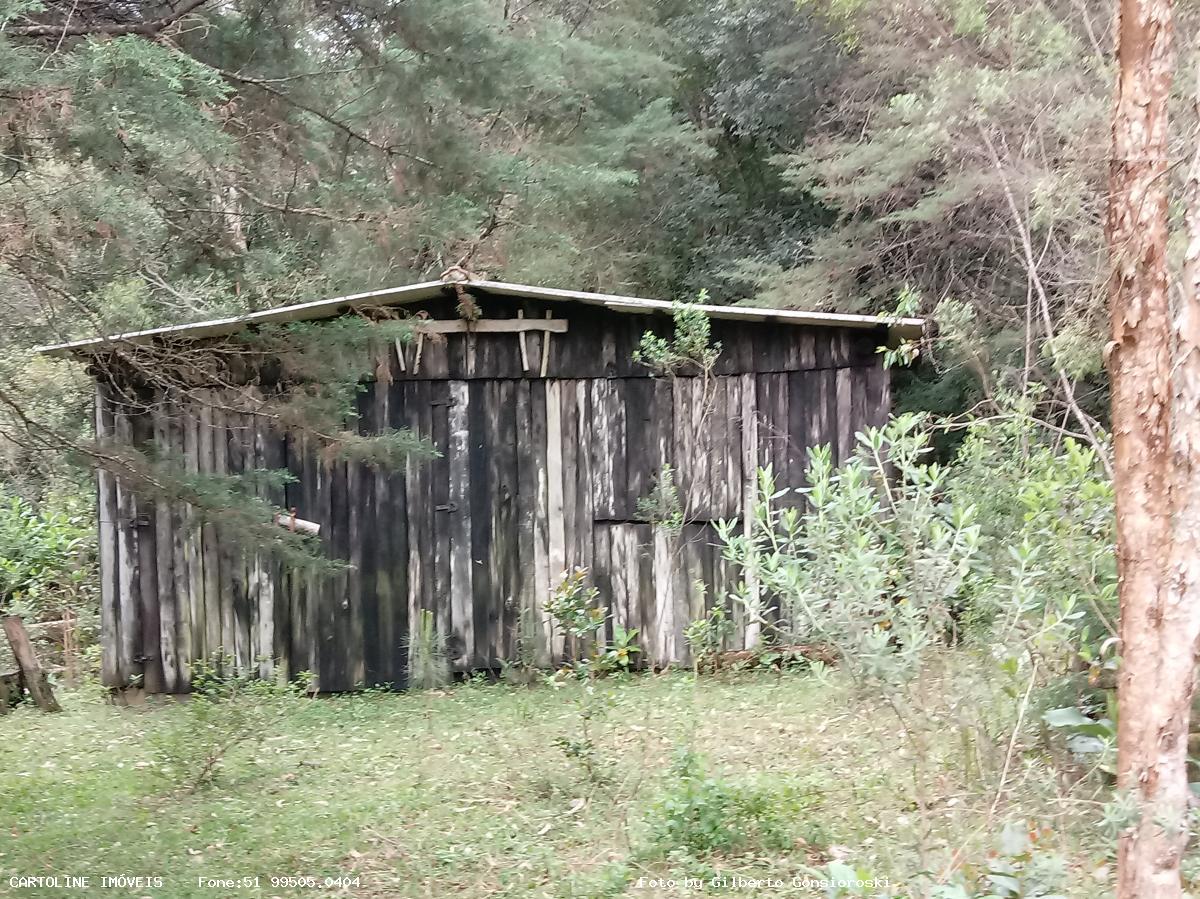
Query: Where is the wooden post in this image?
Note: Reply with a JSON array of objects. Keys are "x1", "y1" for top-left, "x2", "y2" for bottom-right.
[{"x1": 2, "y1": 615, "x2": 61, "y2": 712}]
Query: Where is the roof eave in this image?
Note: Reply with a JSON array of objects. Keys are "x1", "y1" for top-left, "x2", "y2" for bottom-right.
[{"x1": 35, "y1": 278, "x2": 926, "y2": 357}]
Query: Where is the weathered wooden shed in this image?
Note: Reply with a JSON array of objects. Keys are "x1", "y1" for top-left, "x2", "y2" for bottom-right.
[{"x1": 41, "y1": 278, "x2": 922, "y2": 693}]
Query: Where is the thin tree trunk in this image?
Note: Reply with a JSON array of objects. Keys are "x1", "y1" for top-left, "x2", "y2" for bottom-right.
[
  {"x1": 1107, "y1": 1, "x2": 1189, "y2": 897},
  {"x1": 2, "y1": 615, "x2": 61, "y2": 712}
]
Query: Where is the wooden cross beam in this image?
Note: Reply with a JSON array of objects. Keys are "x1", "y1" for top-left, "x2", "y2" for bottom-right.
[{"x1": 413, "y1": 318, "x2": 568, "y2": 335}]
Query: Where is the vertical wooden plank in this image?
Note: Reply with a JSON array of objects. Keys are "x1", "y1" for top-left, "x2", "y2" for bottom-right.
[
  {"x1": 363, "y1": 384, "x2": 386, "y2": 687},
  {"x1": 682, "y1": 525, "x2": 708, "y2": 654},
  {"x1": 559, "y1": 383, "x2": 579, "y2": 570},
  {"x1": 210, "y1": 405, "x2": 238, "y2": 668},
  {"x1": 331, "y1": 455, "x2": 353, "y2": 690},
  {"x1": 624, "y1": 378, "x2": 652, "y2": 515},
  {"x1": 493, "y1": 380, "x2": 520, "y2": 661},
  {"x1": 369, "y1": 456, "x2": 393, "y2": 681},
  {"x1": 297, "y1": 434, "x2": 318, "y2": 682},
  {"x1": 607, "y1": 379, "x2": 628, "y2": 519},
  {"x1": 467, "y1": 380, "x2": 494, "y2": 667},
  {"x1": 671, "y1": 378, "x2": 692, "y2": 520},
  {"x1": 181, "y1": 402, "x2": 205, "y2": 673},
  {"x1": 326, "y1": 456, "x2": 349, "y2": 691},
  {"x1": 545, "y1": 379, "x2": 566, "y2": 601},
  {"x1": 196, "y1": 395, "x2": 222, "y2": 666},
  {"x1": 112, "y1": 404, "x2": 141, "y2": 687},
  {"x1": 514, "y1": 379, "x2": 542, "y2": 666},
  {"x1": 387, "y1": 379, "x2": 411, "y2": 686},
  {"x1": 481, "y1": 379, "x2": 505, "y2": 666},
  {"x1": 168, "y1": 399, "x2": 192, "y2": 691},
  {"x1": 225, "y1": 408, "x2": 251, "y2": 674},
  {"x1": 429, "y1": 381, "x2": 453, "y2": 665},
  {"x1": 849, "y1": 366, "x2": 869, "y2": 447},
  {"x1": 787, "y1": 370, "x2": 811, "y2": 498},
  {"x1": 771, "y1": 374, "x2": 791, "y2": 484},
  {"x1": 530, "y1": 381, "x2": 556, "y2": 664},
  {"x1": 865, "y1": 361, "x2": 890, "y2": 430},
  {"x1": 713, "y1": 379, "x2": 732, "y2": 517},
  {"x1": 407, "y1": 382, "x2": 430, "y2": 672},
  {"x1": 588, "y1": 379, "x2": 612, "y2": 519},
  {"x1": 830, "y1": 329, "x2": 853, "y2": 368},
  {"x1": 447, "y1": 380, "x2": 474, "y2": 671},
  {"x1": 807, "y1": 369, "x2": 835, "y2": 460},
  {"x1": 251, "y1": 410, "x2": 276, "y2": 681},
  {"x1": 94, "y1": 384, "x2": 121, "y2": 688},
  {"x1": 347, "y1": 459, "x2": 366, "y2": 689},
  {"x1": 835, "y1": 367, "x2": 854, "y2": 465},
  {"x1": 691, "y1": 377, "x2": 713, "y2": 519},
  {"x1": 152, "y1": 401, "x2": 177, "y2": 692},
  {"x1": 651, "y1": 529, "x2": 675, "y2": 667},
  {"x1": 635, "y1": 524, "x2": 656, "y2": 665},
  {"x1": 608, "y1": 524, "x2": 631, "y2": 640},
  {"x1": 591, "y1": 524, "x2": 613, "y2": 660},
  {"x1": 573, "y1": 381, "x2": 595, "y2": 579},
  {"x1": 130, "y1": 405, "x2": 164, "y2": 694},
  {"x1": 723, "y1": 377, "x2": 743, "y2": 519},
  {"x1": 739, "y1": 374, "x2": 760, "y2": 648}
]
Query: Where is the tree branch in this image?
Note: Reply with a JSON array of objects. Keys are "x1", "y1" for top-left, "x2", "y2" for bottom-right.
[
  {"x1": 3, "y1": 0, "x2": 211, "y2": 39},
  {"x1": 217, "y1": 69, "x2": 437, "y2": 169}
]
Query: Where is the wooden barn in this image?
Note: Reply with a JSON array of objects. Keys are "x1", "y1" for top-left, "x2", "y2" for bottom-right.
[{"x1": 40, "y1": 278, "x2": 923, "y2": 693}]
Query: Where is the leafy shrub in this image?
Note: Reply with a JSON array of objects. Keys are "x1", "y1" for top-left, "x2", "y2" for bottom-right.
[
  {"x1": 718, "y1": 413, "x2": 980, "y2": 686},
  {"x1": 149, "y1": 653, "x2": 305, "y2": 791},
  {"x1": 547, "y1": 568, "x2": 644, "y2": 678},
  {"x1": 947, "y1": 412, "x2": 1115, "y2": 669},
  {"x1": 547, "y1": 568, "x2": 605, "y2": 642},
  {"x1": 0, "y1": 493, "x2": 94, "y2": 615},
  {"x1": 646, "y1": 748, "x2": 817, "y2": 857},
  {"x1": 634, "y1": 294, "x2": 722, "y2": 376},
  {"x1": 684, "y1": 603, "x2": 734, "y2": 670},
  {"x1": 636, "y1": 463, "x2": 685, "y2": 535}
]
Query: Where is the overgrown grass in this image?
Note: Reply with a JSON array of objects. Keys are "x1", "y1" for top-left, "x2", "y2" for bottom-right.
[{"x1": 1, "y1": 658, "x2": 1107, "y2": 898}]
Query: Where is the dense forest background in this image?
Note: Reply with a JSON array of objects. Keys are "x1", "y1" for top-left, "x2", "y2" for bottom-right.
[{"x1": 1, "y1": 0, "x2": 1154, "y2": 496}]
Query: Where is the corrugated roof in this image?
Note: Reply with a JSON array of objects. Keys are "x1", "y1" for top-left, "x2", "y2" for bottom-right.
[{"x1": 36, "y1": 278, "x2": 925, "y2": 357}]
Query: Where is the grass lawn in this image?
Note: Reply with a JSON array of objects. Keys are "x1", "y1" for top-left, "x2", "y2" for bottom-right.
[{"x1": 1, "y1": 665, "x2": 1107, "y2": 898}]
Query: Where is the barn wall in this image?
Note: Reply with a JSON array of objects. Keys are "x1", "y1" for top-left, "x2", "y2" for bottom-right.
[{"x1": 93, "y1": 300, "x2": 891, "y2": 692}]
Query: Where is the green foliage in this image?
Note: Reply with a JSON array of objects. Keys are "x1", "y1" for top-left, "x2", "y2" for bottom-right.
[
  {"x1": 547, "y1": 568, "x2": 605, "y2": 642},
  {"x1": 597, "y1": 625, "x2": 641, "y2": 674},
  {"x1": 3, "y1": 666, "x2": 1117, "y2": 896},
  {"x1": 958, "y1": 821, "x2": 1068, "y2": 899},
  {"x1": 719, "y1": 414, "x2": 980, "y2": 685},
  {"x1": 948, "y1": 410, "x2": 1116, "y2": 666},
  {"x1": 635, "y1": 463, "x2": 684, "y2": 535},
  {"x1": 646, "y1": 748, "x2": 815, "y2": 857},
  {"x1": 763, "y1": 0, "x2": 1124, "y2": 428},
  {"x1": 877, "y1": 286, "x2": 922, "y2": 369},
  {"x1": 149, "y1": 653, "x2": 306, "y2": 791},
  {"x1": 407, "y1": 610, "x2": 450, "y2": 691},
  {"x1": 0, "y1": 493, "x2": 94, "y2": 613},
  {"x1": 548, "y1": 569, "x2": 644, "y2": 678},
  {"x1": 634, "y1": 294, "x2": 722, "y2": 376},
  {"x1": 684, "y1": 604, "x2": 734, "y2": 669}
]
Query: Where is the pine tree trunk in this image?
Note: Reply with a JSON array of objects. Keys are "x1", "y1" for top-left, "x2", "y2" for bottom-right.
[{"x1": 1107, "y1": 2, "x2": 1190, "y2": 897}]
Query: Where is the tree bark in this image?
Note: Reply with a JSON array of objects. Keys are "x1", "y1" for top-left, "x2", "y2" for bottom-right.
[
  {"x1": 2, "y1": 615, "x2": 61, "y2": 713},
  {"x1": 1107, "y1": 2, "x2": 1192, "y2": 897}
]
